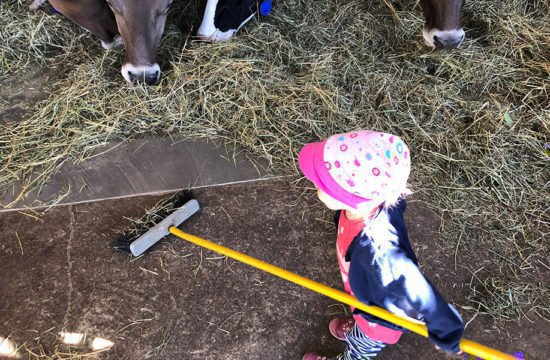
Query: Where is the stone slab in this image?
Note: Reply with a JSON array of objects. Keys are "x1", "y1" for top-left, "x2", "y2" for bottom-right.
[{"x1": 1, "y1": 136, "x2": 271, "y2": 212}]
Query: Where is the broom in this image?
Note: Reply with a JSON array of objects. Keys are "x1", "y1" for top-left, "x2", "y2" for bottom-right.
[{"x1": 113, "y1": 193, "x2": 518, "y2": 360}]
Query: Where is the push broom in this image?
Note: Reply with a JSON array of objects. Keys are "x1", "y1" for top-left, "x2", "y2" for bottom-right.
[{"x1": 113, "y1": 195, "x2": 518, "y2": 360}]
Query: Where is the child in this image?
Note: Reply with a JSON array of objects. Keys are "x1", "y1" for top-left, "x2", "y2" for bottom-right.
[{"x1": 298, "y1": 130, "x2": 464, "y2": 360}]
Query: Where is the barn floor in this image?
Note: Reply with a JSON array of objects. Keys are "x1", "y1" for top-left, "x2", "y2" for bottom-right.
[{"x1": 0, "y1": 178, "x2": 547, "y2": 359}]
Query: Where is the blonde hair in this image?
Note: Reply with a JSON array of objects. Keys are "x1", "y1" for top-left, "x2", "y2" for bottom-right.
[{"x1": 355, "y1": 186, "x2": 412, "y2": 220}]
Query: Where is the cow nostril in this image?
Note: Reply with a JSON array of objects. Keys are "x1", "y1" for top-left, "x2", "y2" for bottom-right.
[
  {"x1": 433, "y1": 35, "x2": 443, "y2": 49},
  {"x1": 143, "y1": 71, "x2": 160, "y2": 85}
]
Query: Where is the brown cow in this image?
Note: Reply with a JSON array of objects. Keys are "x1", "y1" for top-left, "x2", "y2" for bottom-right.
[
  {"x1": 104, "y1": 0, "x2": 173, "y2": 84},
  {"x1": 421, "y1": 0, "x2": 465, "y2": 49},
  {"x1": 40, "y1": 0, "x2": 170, "y2": 84}
]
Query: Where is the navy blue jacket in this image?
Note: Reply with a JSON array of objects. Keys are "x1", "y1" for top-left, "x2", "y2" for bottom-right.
[{"x1": 335, "y1": 199, "x2": 464, "y2": 353}]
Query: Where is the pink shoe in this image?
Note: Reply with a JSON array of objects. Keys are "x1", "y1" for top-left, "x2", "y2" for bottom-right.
[
  {"x1": 302, "y1": 353, "x2": 335, "y2": 360},
  {"x1": 329, "y1": 316, "x2": 355, "y2": 341}
]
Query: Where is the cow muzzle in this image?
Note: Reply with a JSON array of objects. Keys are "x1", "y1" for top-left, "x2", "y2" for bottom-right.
[
  {"x1": 423, "y1": 28, "x2": 465, "y2": 49},
  {"x1": 121, "y1": 63, "x2": 161, "y2": 85}
]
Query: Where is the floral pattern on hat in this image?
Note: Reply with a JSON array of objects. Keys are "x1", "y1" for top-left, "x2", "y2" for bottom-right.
[{"x1": 323, "y1": 130, "x2": 411, "y2": 206}]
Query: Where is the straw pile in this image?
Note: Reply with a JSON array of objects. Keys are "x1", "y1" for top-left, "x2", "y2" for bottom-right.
[{"x1": 0, "y1": 0, "x2": 548, "y2": 330}]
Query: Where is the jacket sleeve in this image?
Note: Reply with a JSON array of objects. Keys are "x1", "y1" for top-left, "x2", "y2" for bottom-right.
[
  {"x1": 403, "y1": 265, "x2": 464, "y2": 353},
  {"x1": 348, "y1": 242, "x2": 464, "y2": 352}
]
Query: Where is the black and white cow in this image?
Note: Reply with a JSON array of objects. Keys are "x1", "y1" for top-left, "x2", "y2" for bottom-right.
[{"x1": 197, "y1": 0, "x2": 271, "y2": 41}]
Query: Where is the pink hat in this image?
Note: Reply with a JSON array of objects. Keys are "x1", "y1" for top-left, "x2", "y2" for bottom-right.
[{"x1": 299, "y1": 130, "x2": 411, "y2": 209}]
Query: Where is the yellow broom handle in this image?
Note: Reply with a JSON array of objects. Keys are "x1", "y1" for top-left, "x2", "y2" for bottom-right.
[{"x1": 170, "y1": 228, "x2": 516, "y2": 360}]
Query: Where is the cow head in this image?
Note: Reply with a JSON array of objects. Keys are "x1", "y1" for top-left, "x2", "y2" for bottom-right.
[
  {"x1": 105, "y1": 0, "x2": 174, "y2": 84},
  {"x1": 420, "y1": 0, "x2": 465, "y2": 49}
]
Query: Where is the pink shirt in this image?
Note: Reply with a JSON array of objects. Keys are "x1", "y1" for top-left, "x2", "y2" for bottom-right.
[{"x1": 337, "y1": 211, "x2": 403, "y2": 344}]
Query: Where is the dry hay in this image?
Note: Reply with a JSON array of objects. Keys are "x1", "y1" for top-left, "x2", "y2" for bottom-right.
[
  {"x1": 0, "y1": 1, "x2": 85, "y2": 78},
  {"x1": 0, "y1": 0, "x2": 549, "y2": 337}
]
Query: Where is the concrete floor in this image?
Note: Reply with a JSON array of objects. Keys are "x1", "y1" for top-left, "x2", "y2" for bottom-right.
[{"x1": 0, "y1": 136, "x2": 269, "y2": 211}]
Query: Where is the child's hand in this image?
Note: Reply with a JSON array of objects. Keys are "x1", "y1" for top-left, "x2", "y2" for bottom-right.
[{"x1": 435, "y1": 345, "x2": 463, "y2": 356}]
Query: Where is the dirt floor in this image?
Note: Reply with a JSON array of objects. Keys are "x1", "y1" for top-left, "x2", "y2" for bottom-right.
[{"x1": 0, "y1": 178, "x2": 547, "y2": 359}]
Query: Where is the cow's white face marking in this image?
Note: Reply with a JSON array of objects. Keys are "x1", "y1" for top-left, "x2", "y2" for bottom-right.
[{"x1": 197, "y1": 0, "x2": 255, "y2": 42}]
